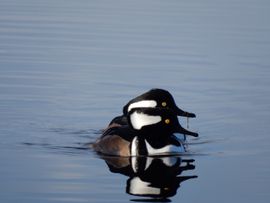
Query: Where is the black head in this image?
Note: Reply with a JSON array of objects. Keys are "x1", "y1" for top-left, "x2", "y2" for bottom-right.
[
  {"x1": 127, "y1": 108, "x2": 198, "y2": 138},
  {"x1": 123, "y1": 89, "x2": 196, "y2": 118}
]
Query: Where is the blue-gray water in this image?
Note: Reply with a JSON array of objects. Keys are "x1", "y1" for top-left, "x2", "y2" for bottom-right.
[{"x1": 1, "y1": 0, "x2": 270, "y2": 202}]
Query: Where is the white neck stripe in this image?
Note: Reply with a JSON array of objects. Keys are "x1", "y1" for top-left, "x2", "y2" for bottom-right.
[{"x1": 128, "y1": 100, "x2": 157, "y2": 112}]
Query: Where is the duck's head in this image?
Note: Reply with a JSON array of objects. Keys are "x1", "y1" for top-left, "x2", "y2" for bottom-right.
[
  {"x1": 127, "y1": 108, "x2": 198, "y2": 138},
  {"x1": 123, "y1": 88, "x2": 196, "y2": 118}
]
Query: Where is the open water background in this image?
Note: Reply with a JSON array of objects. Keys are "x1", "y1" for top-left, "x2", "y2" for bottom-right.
[{"x1": 0, "y1": 0, "x2": 270, "y2": 202}]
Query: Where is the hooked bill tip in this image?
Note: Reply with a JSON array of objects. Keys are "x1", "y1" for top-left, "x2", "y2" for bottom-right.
[
  {"x1": 190, "y1": 132, "x2": 199, "y2": 137},
  {"x1": 181, "y1": 112, "x2": 196, "y2": 118},
  {"x1": 176, "y1": 108, "x2": 196, "y2": 118}
]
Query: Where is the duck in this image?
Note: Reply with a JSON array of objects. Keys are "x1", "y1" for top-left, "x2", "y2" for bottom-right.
[
  {"x1": 93, "y1": 108, "x2": 198, "y2": 157},
  {"x1": 107, "y1": 88, "x2": 196, "y2": 129}
]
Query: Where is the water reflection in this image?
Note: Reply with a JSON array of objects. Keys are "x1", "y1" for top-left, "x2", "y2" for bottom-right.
[{"x1": 99, "y1": 155, "x2": 197, "y2": 201}]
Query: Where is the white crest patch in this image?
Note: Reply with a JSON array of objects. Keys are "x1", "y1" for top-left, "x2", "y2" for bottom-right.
[
  {"x1": 127, "y1": 100, "x2": 157, "y2": 112},
  {"x1": 145, "y1": 140, "x2": 185, "y2": 155},
  {"x1": 130, "y1": 111, "x2": 161, "y2": 130}
]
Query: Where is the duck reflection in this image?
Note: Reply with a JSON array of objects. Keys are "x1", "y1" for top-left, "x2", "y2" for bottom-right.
[{"x1": 100, "y1": 155, "x2": 197, "y2": 201}]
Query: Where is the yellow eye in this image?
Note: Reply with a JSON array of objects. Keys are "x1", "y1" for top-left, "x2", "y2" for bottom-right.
[
  {"x1": 165, "y1": 119, "x2": 170, "y2": 124},
  {"x1": 162, "y1": 102, "x2": 167, "y2": 107}
]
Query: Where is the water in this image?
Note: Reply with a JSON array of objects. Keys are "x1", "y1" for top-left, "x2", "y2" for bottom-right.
[{"x1": 1, "y1": 0, "x2": 270, "y2": 202}]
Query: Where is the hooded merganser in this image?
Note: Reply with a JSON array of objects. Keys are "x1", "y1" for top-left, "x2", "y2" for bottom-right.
[
  {"x1": 93, "y1": 108, "x2": 198, "y2": 157},
  {"x1": 108, "y1": 89, "x2": 196, "y2": 128}
]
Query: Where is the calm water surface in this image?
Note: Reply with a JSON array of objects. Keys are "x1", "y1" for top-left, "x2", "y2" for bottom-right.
[{"x1": 1, "y1": 0, "x2": 270, "y2": 202}]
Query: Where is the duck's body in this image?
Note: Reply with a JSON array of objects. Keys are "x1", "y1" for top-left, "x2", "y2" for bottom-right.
[
  {"x1": 93, "y1": 126, "x2": 185, "y2": 157},
  {"x1": 93, "y1": 108, "x2": 198, "y2": 157},
  {"x1": 93, "y1": 126, "x2": 135, "y2": 156}
]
